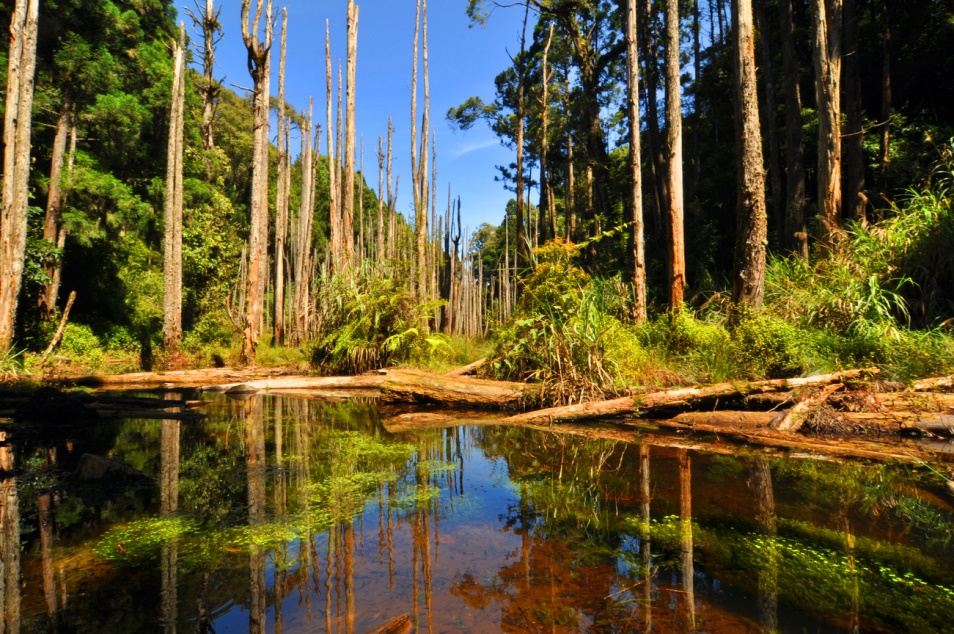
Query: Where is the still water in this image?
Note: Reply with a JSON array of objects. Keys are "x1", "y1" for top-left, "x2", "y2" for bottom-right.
[{"x1": 4, "y1": 393, "x2": 954, "y2": 633}]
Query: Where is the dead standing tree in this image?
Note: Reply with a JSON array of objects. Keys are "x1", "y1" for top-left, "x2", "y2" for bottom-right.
[
  {"x1": 273, "y1": 8, "x2": 289, "y2": 345},
  {"x1": 163, "y1": 24, "x2": 187, "y2": 362},
  {"x1": 813, "y1": 0, "x2": 843, "y2": 252},
  {"x1": 625, "y1": 0, "x2": 647, "y2": 322},
  {"x1": 411, "y1": 0, "x2": 431, "y2": 300},
  {"x1": 240, "y1": 0, "x2": 273, "y2": 365},
  {"x1": 0, "y1": 0, "x2": 40, "y2": 356},
  {"x1": 342, "y1": 0, "x2": 359, "y2": 267},
  {"x1": 184, "y1": 0, "x2": 222, "y2": 152},
  {"x1": 664, "y1": 0, "x2": 685, "y2": 310}
]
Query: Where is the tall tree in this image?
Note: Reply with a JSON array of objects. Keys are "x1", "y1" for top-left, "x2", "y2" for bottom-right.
[
  {"x1": 38, "y1": 101, "x2": 71, "y2": 316},
  {"x1": 514, "y1": 1, "x2": 530, "y2": 271},
  {"x1": 813, "y1": 0, "x2": 843, "y2": 251},
  {"x1": 343, "y1": 0, "x2": 359, "y2": 266},
  {"x1": 842, "y1": 0, "x2": 865, "y2": 222},
  {"x1": 163, "y1": 24, "x2": 187, "y2": 361},
  {"x1": 731, "y1": 0, "x2": 768, "y2": 308},
  {"x1": 273, "y1": 8, "x2": 288, "y2": 345},
  {"x1": 411, "y1": 0, "x2": 431, "y2": 297},
  {"x1": 664, "y1": 0, "x2": 685, "y2": 308},
  {"x1": 294, "y1": 104, "x2": 316, "y2": 343},
  {"x1": 185, "y1": 0, "x2": 222, "y2": 152},
  {"x1": 325, "y1": 21, "x2": 340, "y2": 269},
  {"x1": 240, "y1": 0, "x2": 273, "y2": 364},
  {"x1": 626, "y1": 0, "x2": 646, "y2": 321},
  {"x1": 755, "y1": 0, "x2": 784, "y2": 248},
  {"x1": 779, "y1": 0, "x2": 808, "y2": 258},
  {"x1": 0, "y1": 0, "x2": 40, "y2": 356}
]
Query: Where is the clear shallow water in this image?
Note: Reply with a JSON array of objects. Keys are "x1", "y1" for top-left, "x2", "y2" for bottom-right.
[{"x1": 5, "y1": 393, "x2": 954, "y2": 633}]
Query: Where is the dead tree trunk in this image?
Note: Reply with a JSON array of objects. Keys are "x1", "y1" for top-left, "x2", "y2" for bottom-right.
[
  {"x1": 731, "y1": 0, "x2": 768, "y2": 308},
  {"x1": 538, "y1": 24, "x2": 555, "y2": 243},
  {"x1": 342, "y1": 0, "x2": 359, "y2": 267},
  {"x1": 39, "y1": 98, "x2": 71, "y2": 317},
  {"x1": 185, "y1": 0, "x2": 221, "y2": 152},
  {"x1": 626, "y1": 0, "x2": 647, "y2": 322},
  {"x1": 294, "y1": 103, "x2": 315, "y2": 344},
  {"x1": 376, "y1": 136, "x2": 385, "y2": 261},
  {"x1": 325, "y1": 20, "x2": 340, "y2": 271},
  {"x1": 813, "y1": 0, "x2": 843, "y2": 252},
  {"x1": 411, "y1": 0, "x2": 432, "y2": 299},
  {"x1": 240, "y1": 0, "x2": 273, "y2": 365},
  {"x1": 779, "y1": 0, "x2": 808, "y2": 258},
  {"x1": 163, "y1": 24, "x2": 187, "y2": 361},
  {"x1": 514, "y1": 1, "x2": 530, "y2": 272},
  {"x1": 664, "y1": 0, "x2": 685, "y2": 309},
  {"x1": 273, "y1": 8, "x2": 288, "y2": 345},
  {"x1": 0, "y1": 0, "x2": 40, "y2": 356}
]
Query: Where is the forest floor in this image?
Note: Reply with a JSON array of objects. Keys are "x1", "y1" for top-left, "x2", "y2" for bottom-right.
[{"x1": 3, "y1": 361, "x2": 954, "y2": 475}]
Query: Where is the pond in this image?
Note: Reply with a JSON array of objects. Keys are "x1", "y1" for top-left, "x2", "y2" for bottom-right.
[{"x1": 4, "y1": 393, "x2": 954, "y2": 633}]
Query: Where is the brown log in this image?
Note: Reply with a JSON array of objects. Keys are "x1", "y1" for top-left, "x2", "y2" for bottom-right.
[
  {"x1": 206, "y1": 374, "x2": 386, "y2": 393},
  {"x1": 911, "y1": 375, "x2": 954, "y2": 392},
  {"x1": 672, "y1": 411, "x2": 773, "y2": 428},
  {"x1": 70, "y1": 366, "x2": 293, "y2": 388},
  {"x1": 444, "y1": 358, "x2": 486, "y2": 377},
  {"x1": 770, "y1": 383, "x2": 844, "y2": 432},
  {"x1": 502, "y1": 369, "x2": 877, "y2": 425},
  {"x1": 380, "y1": 369, "x2": 527, "y2": 408}
]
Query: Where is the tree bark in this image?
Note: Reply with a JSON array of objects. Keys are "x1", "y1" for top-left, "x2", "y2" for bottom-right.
[
  {"x1": 754, "y1": 0, "x2": 785, "y2": 250},
  {"x1": 39, "y1": 98, "x2": 72, "y2": 316},
  {"x1": 731, "y1": 0, "x2": 768, "y2": 308},
  {"x1": 514, "y1": 1, "x2": 531, "y2": 271},
  {"x1": 240, "y1": 0, "x2": 273, "y2": 365},
  {"x1": 779, "y1": 0, "x2": 808, "y2": 258},
  {"x1": 186, "y1": 0, "x2": 221, "y2": 152},
  {"x1": 539, "y1": 24, "x2": 555, "y2": 243},
  {"x1": 326, "y1": 20, "x2": 340, "y2": 270},
  {"x1": 626, "y1": 0, "x2": 647, "y2": 321},
  {"x1": 411, "y1": 0, "x2": 425, "y2": 296},
  {"x1": 640, "y1": 0, "x2": 668, "y2": 233},
  {"x1": 842, "y1": 0, "x2": 865, "y2": 223},
  {"x1": 163, "y1": 24, "x2": 186, "y2": 362},
  {"x1": 343, "y1": 0, "x2": 359, "y2": 266},
  {"x1": 813, "y1": 0, "x2": 843, "y2": 252},
  {"x1": 294, "y1": 104, "x2": 315, "y2": 344},
  {"x1": 664, "y1": 0, "x2": 685, "y2": 309},
  {"x1": 273, "y1": 8, "x2": 288, "y2": 345},
  {"x1": 0, "y1": 0, "x2": 40, "y2": 356}
]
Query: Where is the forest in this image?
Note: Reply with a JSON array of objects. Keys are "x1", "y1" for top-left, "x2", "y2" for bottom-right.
[{"x1": 1, "y1": 0, "x2": 953, "y2": 400}]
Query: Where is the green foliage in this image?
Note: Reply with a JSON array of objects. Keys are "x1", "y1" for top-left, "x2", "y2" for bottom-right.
[
  {"x1": 311, "y1": 264, "x2": 449, "y2": 375},
  {"x1": 490, "y1": 240, "x2": 647, "y2": 404}
]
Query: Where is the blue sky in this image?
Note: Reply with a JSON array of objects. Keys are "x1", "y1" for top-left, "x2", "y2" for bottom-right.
[{"x1": 176, "y1": 0, "x2": 527, "y2": 232}]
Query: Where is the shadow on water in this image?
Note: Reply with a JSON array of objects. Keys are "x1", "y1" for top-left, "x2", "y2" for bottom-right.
[{"x1": 3, "y1": 394, "x2": 954, "y2": 632}]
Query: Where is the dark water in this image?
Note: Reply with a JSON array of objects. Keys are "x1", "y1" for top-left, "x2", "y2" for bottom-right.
[{"x1": 4, "y1": 394, "x2": 954, "y2": 633}]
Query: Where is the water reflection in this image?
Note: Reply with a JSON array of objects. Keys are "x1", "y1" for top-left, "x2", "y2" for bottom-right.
[{"x1": 2, "y1": 396, "x2": 954, "y2": 632}]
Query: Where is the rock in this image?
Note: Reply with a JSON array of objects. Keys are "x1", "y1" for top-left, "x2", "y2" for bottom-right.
[{"x1": 77, "y1": 454, "x2": 149, "y2": 482}]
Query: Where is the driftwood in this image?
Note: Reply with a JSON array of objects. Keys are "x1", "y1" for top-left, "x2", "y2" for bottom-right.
[
  {"x1": 203, "y1": 374, "x2": 386, "y2": 393},
  {"x1": 502, "y1": 369, "x2": 877, "y2": 426},
  {"x1": 71, "y1": 366, "x2": 294, "y2": 387},
  {"x1": 770, "y1": 383, "x2": 844, "y2": 432},
  {"x1": 911, "y1": 375, "x2": 954, "y2": 392},
  {"x1": 445, "y1": 358, "x2": 486, "y2": 377},
  {"x1": 380, "y1": 369, "x2": 528, "y2": 408}
]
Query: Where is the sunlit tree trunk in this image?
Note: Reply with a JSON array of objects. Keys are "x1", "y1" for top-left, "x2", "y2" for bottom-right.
[
  {"x1": 779, "y1": 0, "x2": 808, "y2": 258},
  {"x1": 295, "y1": 104, "x2": 316, "y2": 343},
  {"x1": 514, "y1": 1, "x2": 530, "y2": 271},
  {"x1": 39, "y1": 98, "x2": 71, "y2": 317},
  {"x1": 813, "y1": 0, "x2": 843, "y2": 252},
  {"x1": 755, "y1": 0, "x2": 785, "y2": 250},
  {"x1": 731, "y1": 0, "x2": 768, "y2": 308},
  {"x1": 343, "y1": 0, "x2": 359, "y2": 266},
  {"x1": 240, "y1": 0, "x2": 273, "y2": 365},
  {"x1": 185, "y1": 0, "x2": 221, "y2": 152},
  {"x1": 626, "y1": 0, "x2": 647, "y2": 322},
  {"x1": 0, "y1": 0, "x2": 40, "y2": 356},
  {"x1": 640, "y1": 0, "x2": 667, "y2": 233},
  {"x1": 326, "y1": 21, "x2": 340, "y2": 270},
  {"x1": 538, "y1": 25, "x2": 555, "y2": 243},
  {"x1": 879, "y1": 2, "x2": 891, "y2": 177},
  {"x1": 163, "y1": 24, "x2": 186, "y2": 363},
  {"x1": 664, "y1": 0, "x2": 685, "y2": 309},
  {"x1": 274, "y1": 8, "x2": 288, "y2": 345}
]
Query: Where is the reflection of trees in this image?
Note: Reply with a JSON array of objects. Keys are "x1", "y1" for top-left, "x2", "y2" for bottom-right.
[
  {"x1": 244, "y1": 395, "x2": 267, "y2": 634},
  {"x1": 0, "y1": 433, "x2": 20, "y2": 634},
  {"x1": 160, "y1": 394, "x2": 181, "y2": 634},
  {"x1": 677, "y1": 450, "x2": 695, "y2": 633},
  {"x1": 752, "y1": 456, "x2": 778, "y2": 634}
]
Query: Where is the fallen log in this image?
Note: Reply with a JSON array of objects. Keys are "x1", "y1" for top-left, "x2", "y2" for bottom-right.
[
  {"x1": 40, "y1": 290, "x2": 76, "y2": 365},
  {"x1": 71, "y1": 366, "x2": 294, "y2": 388},
  {"x1": 502, "y1": 369, "x2": 877, "y2": 426},
  {"x1": 770, "y1": 383, "x2": 844, "y2": 432},
  {"x1": 445, "y1": 358, "x2": 486, "y2": 377},
  {"x1": 911, "y1": 375, "x2": 954, "y2": 392},
  {"x1": 380, "y1": 369, "x2": 528, "y2": 409},
  {"x1": 203, "y1": 374, "x2": 386, "y2": 393}
]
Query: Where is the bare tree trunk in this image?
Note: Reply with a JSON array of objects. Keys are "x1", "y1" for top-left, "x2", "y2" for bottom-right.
[
  {"x1": 419, "y1": 0, "x2": 431, "y2": 297},
  {"x1": 690, "y1": 0, "x2": 701, "y2": 195},
  {"x1": 640, "y1": 0, "x2": 668, "y2": 233},
  {"x1": 163, "y1": 24, "x2": 187, "y2": 362},
  {"x1": 411, "y1": 0, "x2": 432, "y2": 299},
  {"x1": 813, "y1": 0, "x2": 843, "y2": 252},
  {"x1": 325, "y1": 21, "x2": 340, "y2": 270},
  {"x1": 755, "y1": 0, "x2": 785, "y2": 250},
  {"x1": 273, "y1": 8, "x2": 288, "y2": 345},
  {"x1": 186, "y1": 0, "x2": 221, "y2": 152},
  {"x1": 376, "y1": 136, "x2": 385, "y2": 261},
  {"x1": 779, "y1": 0, "x2": 808, "y2": 258},
  {"x1": 343, "y1": 0, "x2": 359, "y2": 266},
  {"x1": 39, "y1": 98, "x2": 71, "y2": 316},
  {"x1": 387, "y1": 118, "x2": 395, "y2": 260},
  {"x1": 664, "y1": 0, "x2": 685, "y2": 309},
  {"x1": 0, "y1": 0, "x2": 40, "y2": 356},
  {"x1": 626, "y1": 0, "x2": 647, "y2": 322},
  {"x1": 731, "y1": 0, "x2": 768, "y2": 308},
  {"x1": 538, "y1": 24, "x2": 555, "y2": 243},
  {"x1": 842, "y1": 0, "x2": 864, "y2": 223},
  {"x1": 513, "y1": 1, "x2": 531, "y2": 271},
  {"x1": 566, "y1": 133, "x2": 576, "y2": 241},
  {"x1": 294, "y1": 104, "x2": 315, "y2": 344},
  {"x1": 240, "y1": 0, "x2": 273, "y2": 365},
  {"x1": 879, "y1": 2, "x2": 891, "y2": 177}
]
